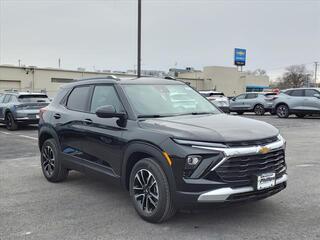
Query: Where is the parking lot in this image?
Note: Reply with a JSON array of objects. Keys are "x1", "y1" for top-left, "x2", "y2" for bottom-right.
[{"x1": 0, "y1": 115, "x2": 319, "y2": 240}]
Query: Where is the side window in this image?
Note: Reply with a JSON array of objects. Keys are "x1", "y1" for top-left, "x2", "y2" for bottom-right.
[
  {"x1": 236, "y1": 94, "x2": 246, "y2": 100},
  {"x1": 305, "y1": 89, "x2": 319, "y2": 97},
  {"x1": 67, "y1": 85, "x2": 91, "y2": 112},
  {"x1": 90, "y1": 85, "x2": 124, "y2": 113},
  {"x1": 0, "y1": 95, "x2": 4, "y2": 103},
  {"x1": 3, "y1": 95, "x2": 11, "y2": 103},
  {"x1": 289, "y1": 90, "x2": 304, "y2": 97},
  {"x1": 246, "y1": 93, "x2": 258, "y2": 99}
]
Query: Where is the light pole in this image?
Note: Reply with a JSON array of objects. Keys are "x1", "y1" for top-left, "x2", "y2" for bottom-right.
[{"x1": 137, "y1": 0, "x2": 141, "y2": 78}]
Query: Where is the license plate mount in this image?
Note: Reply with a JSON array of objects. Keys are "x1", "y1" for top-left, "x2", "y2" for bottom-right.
[{"x1": 254, "y1": 172, "x2": 276, "y2": 190}]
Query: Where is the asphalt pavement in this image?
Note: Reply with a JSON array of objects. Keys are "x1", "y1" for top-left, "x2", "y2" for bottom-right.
[{"x1": 0, "y1": 115, "x2": 320, "y2": 240}]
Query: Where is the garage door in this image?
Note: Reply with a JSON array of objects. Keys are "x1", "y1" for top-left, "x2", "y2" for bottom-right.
[{"x1": 0, "y1": 80, "x2": 21, "y2": 91}]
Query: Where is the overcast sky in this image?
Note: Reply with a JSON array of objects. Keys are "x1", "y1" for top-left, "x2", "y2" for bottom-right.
[{"x1": 0, "y1": 0, "x2": 319, "y2": 80}]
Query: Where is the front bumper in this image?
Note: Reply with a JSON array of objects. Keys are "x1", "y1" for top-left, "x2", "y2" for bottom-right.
[
  {"x1": 198, "y1": 174, "x2": 287, "y2": 202},
  {"x1": 171, "y1": 135, "x2": 287, "y2": 205}
]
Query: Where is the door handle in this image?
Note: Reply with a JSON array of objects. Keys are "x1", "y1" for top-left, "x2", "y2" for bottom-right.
[
  {"x1": 84, "y1": 118, "x2": 93, "y2": 125},
  {"x1": 54, "y1": 113, "x2": 61, "y2": 119}
]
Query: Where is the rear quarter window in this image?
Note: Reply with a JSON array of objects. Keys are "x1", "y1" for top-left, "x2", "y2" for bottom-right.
[{"x1": 66, "y1": 85, "x2": 91, "y2": 112}]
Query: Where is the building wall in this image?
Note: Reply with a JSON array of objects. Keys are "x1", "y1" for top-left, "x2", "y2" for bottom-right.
[
  {"x1": 0, "y1": 66, "x2": 136, "y2": 97},
  {"x1": 178, "y1": 66, "x2": 270, "y2": 96}
]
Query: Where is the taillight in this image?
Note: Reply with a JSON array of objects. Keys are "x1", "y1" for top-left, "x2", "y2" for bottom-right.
[{"x1": 39, "y1": 107, "x2": 48, "y2": 120}]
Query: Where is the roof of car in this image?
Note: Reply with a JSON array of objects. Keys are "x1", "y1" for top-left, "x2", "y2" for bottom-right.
[
  {"x1": 1, "y1": 91, "x2": 48, "y2": 96},
  {"x1": 283, "y1": 87, "x2": 320, "y2": 91},
  {"x1": 62, "y1": 77, "x2": 185, "y2": 88}
]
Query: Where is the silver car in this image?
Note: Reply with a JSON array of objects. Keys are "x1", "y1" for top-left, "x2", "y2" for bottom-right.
[
  {"x1": 272, "y1": 88, "x2": 320, "y2": 118},
  {"x1": 0, "y1": 92, "x2": 50, "y2": 130},
  {"x1": 229, "y1": 92, "x2": 277, "y2": 115}
]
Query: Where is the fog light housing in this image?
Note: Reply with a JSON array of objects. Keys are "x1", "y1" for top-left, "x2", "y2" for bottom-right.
[{"x1": 186, "y1": 155, "x2": 202, "y2": 169}]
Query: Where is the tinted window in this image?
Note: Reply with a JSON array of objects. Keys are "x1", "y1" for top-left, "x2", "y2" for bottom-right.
[
  {"x1": 290, "y1": 90, "x2": 304, "y2": 97},
  {"x1": 3, "y1": 95, "x2": 12, "y2": 103},
  {"x1": 236, "y1": 94, "x2": 246, "y2": 100},
  {"x1": 18, "y1": 94, "x2": 49, "y2": 103},
  {"x1": 305, "y1": 89, "x2": 319, "y2": 97},
  {"x1": 67, "y1": 86, "x2": 91, "y2": 111},
  {"x1": 90, "y1": 85, "x2": 124, "y2": 113},
  {"x1": 246, "y1": 93, "x2": 258, "y2": 99},
  {"x1": 0, "y1": 94, "x2": 4, "y2": 103}
]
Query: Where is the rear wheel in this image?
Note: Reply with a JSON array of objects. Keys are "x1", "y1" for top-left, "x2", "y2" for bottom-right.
[
  {"x1": 5, "y1": 112, "x2": 18, "y2": 131},
  {"x1": 253, "y1": 104, "x2": 265, "y2": 116},
  {"x1": 129, "y1": 158, "x2": 176, "y2": 223},
  {"x1": 41, "y1": 139, "x2": 68, "y2": 182},
  {"x1": 295, "y1": 113, "x2": 305, "y2": 118},
  {"x1": 276, "y1": 104, "x2": 289, "y2": 118}
]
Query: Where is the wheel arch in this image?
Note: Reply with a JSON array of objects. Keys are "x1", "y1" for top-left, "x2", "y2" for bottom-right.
[
  {"x1": 38, "y1": 125, "x2": 61, "y2": 152},
  {"x1": 275, "y1": 102, "x2": 289, "y2": 110},
  {"x1": 121, "y1": 141, "x2": 176, "y2": 193}
]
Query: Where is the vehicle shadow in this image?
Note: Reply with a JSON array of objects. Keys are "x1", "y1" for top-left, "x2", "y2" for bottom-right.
[
  {"x1": 0, "y1": 123, "x2": 38, "y2": 131},
  {"x1": 63, "y1": 170, "x2": 285, "y2": 227}
]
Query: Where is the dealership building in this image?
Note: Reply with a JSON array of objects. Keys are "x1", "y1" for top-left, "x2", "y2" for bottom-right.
[
  {"x1": 176, "y1": 66, "x2": 270, "y2": 96},
  {"x1": 0, "y1": 64, "x2": 269, "y2": 97}
]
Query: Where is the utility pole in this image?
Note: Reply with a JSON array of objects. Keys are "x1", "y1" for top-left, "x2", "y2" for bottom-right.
[
  {"x1": 137, "y1": 0, "x2": 141, "y2": 78},
  {"x1": 314, "y1": 61, "x2": 318, "y2": 85},
  {"x1": 58, "y1": 58, "x2": 61, "y2": 68},
  {"x1": 18, "y1": 59, "x2": 21, "y2": 67}
]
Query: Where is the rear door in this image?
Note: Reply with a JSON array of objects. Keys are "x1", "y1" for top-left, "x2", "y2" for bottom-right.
[
  {"x1": 80, "y1": 84, "x2": 127, "y2": 176},
  {"x1": 287, "y1": 89, "x2": 305, "y2": 110},
  {"x1": 304, "y1": 89, "x2": 320, "y2": 112},
  {"x1": 54, "y1": 85, "x2": 93, "y2": 167}
]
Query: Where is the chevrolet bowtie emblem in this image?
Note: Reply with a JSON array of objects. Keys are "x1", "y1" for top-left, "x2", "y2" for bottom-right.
[{"x1": 259, "y1": 146, "x2": 270, "y2": 154}]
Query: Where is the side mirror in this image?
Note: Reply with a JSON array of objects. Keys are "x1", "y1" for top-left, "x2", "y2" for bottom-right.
[
  {"x1": 95, "y1": 105, "x2": 127, "y2": 127},
  {"x1": 314, "y1": 93, "x2": 320, "y2": 99}
]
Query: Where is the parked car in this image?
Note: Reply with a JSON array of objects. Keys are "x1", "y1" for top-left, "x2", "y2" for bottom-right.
[
  {"x1": 199, "y1": 90, "x2": 229, "y2": 113},
  {"x1": 272, "y1": 88, "x2": 320, "y2": 118},
  {"x1": 38, "y1": 77, "x2": 287, "y2": 223},
  {"x1": 229, "y1": 92, "x2": 277, "y2": 115},
  {"x1": 0, "y1": 92, "x2": 50, "y2": 130}
]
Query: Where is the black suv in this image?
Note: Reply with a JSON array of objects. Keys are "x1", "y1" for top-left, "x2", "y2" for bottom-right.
[{"x1": 38, "y1": 77, "x2": 287, "y2": 223}]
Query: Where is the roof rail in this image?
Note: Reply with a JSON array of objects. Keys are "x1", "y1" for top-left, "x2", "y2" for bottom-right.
[{"x1": 77, "y1": 75, "x2": 121, "y2": 81}]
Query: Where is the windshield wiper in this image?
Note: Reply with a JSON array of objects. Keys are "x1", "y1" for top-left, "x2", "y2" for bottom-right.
[
  {"x1": 137, "y1": 114, "x2": 167, "y2": 118},
  {"x1": 179, "y1": 112, "x2": 214, "y2": 116}
]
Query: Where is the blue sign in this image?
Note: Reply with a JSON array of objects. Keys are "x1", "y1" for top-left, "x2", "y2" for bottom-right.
[{"x1": 234, "y1": 48, "x2": 246, "y2": 66}]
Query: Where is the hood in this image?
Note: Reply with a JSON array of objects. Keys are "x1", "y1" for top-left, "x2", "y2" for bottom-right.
[{"x1": 138, "y1": 114, "x2": 279, "y2": 143}]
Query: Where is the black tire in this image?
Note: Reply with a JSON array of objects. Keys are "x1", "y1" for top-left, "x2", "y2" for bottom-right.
[
  {"x1": 276, "y1": 104, "x2": 289, "y2": 118},
  {"x1": 129, "y1": 158, "x2": 176, "y2": 223},
  {"x1": 253, "y1": 104, "x2": 265, "y2": 116},
  {"x1": 236, "y1": 111, "x2": 244, "y2": 115},
  {"x1": 5, "y1": 112, "x2": 18, "y2": 131},
  {"x1": 41, "y1": 139, "x2": 68, "y2": 182},
  {"x1": 295, "y1": 113, "x2": 305, "y2": 118}
]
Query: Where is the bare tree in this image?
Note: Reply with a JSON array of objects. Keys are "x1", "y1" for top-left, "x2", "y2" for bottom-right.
[
  {"x1": 282, "y1": 65, "x2": 310, "y2": 88},
  {"x1": 246, "y1": 68, "x2": 267, "y2": 76}
]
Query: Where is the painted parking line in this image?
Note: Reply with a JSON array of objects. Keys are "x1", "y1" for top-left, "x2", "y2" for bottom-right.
[
  {"x1": 0, "y1": 131, "x2": 37, "y2": 140},
  {"x1": 18, "y1": 135, "x2": 38, "y2": 140}
]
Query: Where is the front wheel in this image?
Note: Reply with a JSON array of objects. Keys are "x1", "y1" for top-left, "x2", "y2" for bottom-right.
[
  {"x1": 276, "y1": 104, "x2": 289, "y2": 118},
  {"x1": 129, "y1": 158, "x2": 176, "y2": 223}
]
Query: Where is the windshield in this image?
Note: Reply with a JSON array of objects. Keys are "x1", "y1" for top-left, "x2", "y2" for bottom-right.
[
  {"x1": 123, "y1": 84, "x2": 220, "y2": 117},
  {"x1": 18, "y1": 94, "x2": 49, "y2": 103}
]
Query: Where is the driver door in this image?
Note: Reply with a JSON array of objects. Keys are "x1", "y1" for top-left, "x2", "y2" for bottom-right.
[{"x1": 80, "y1": 84, "x2": 127, "y2": 176}]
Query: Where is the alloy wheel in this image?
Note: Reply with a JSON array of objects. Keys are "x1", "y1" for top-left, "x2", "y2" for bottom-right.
[
  {"x1": 277, "y1": 105, "x2": 288, "y2": 118},
  {"x1": 254, "y1": 105, "x2": 265, "y2": 115},
  {"x1": 42, "y1": 145, "x2": 55, "y2": 177},
  {"x1": 133, "y1": 169, "x2": 159, "y2": 214}
]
